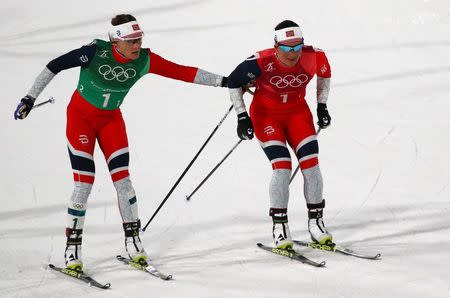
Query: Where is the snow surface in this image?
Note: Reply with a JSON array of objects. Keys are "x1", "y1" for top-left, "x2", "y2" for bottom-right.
[{"x1": 1, "y1": 0, "x2": 449, "y2": 297}]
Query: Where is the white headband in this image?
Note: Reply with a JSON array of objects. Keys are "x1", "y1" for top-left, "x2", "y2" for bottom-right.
[
  {"x1": 274, "y1": 26, "x2": 303, "y2": 43},
  {"x1": 109, "y1": 21, "x2": 144, "y2": 41}
]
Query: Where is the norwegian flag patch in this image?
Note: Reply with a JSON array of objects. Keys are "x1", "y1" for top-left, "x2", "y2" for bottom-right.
[
  {"x1": 286, "y1": 30, "x2": 295, "y2": 37},
  {"x1": 132, "y1": 24, "x2": 140, "y2": 31}
]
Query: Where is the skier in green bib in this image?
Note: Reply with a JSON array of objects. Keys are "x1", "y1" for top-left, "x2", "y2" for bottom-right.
[{"x1": 14, "y1": 14, "x2": 228, "y2": 272}]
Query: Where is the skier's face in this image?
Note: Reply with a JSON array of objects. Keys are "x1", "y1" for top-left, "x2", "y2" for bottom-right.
[
  {"x1": 115, "y1": 38, "x2": 143, "y2": 60},
  {"x1": 275, "y1": 39, "x2": 303, "y2": 67}
]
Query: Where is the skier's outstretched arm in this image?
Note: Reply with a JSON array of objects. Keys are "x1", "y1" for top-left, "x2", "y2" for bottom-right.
[
  {"x1": 148, "y1": 51, "x2": 227, "y2": 87},
  {"x1": 14, "y1": 43, "x2": 96, "y2": 120}
]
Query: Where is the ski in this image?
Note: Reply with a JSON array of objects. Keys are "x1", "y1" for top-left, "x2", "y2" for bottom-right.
[
  {"x1": 257, "y1": 243, "x2": 326, "y2": 267},
  {"x1": 48, "y1": 264, "x2": 111, "y2": 289},
  {"x1": 293, "y1": 240, "x2": 382, "y2": 260},
  {"x1": 116, "y1": 255, "x2": 173, "y2": 280}
]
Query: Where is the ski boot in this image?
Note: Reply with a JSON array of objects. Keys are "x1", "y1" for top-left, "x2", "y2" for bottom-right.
[
  {"x1": 307, "y1": 201, "x2": 333, "y2": 245},
  {"x1": 123, "y1": 219, "x2": 148, "y2": 265},
  {"x1": 64, "y1": 228, "x2": 83, "y2": 272},
  {"x1": 270, "y1": 208, "x2": 293, "y2": 250}
]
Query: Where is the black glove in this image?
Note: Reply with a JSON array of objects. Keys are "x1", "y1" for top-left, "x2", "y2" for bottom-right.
[
  {"x1": 317, "y1": 103, "x2": 331, "y2": 128},
  {"x1": 221, "y1": 76, "x2": 228, "y2": 87},
  {"x1": 237, "y1": 112, "x2": 254, "y2": 140},
  {"x1": 14, "y1": 95, "x2": 35, "y2": 120}
]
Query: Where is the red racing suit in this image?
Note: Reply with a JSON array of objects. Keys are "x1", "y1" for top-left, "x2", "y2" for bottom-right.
[{"x1": 228, "y1": 46, "x2": 331, "y2": 170}]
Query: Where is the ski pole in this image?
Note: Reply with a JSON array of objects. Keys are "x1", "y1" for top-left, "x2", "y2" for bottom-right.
[
  {"x1": 142, "y1": 105, "x2": 234, "y2": 232},
  {"x1": 186, "y1": 139, "x2": 243, "y2": 201},
  {"x1": 32, "y1": 97, "x2": 55, "y2": 109},
  {"x1": 289, "y1": 128, "x2": 322, "y2": 184}
]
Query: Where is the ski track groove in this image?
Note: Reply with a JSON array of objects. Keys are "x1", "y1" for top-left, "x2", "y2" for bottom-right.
[
  {"x1": 357, "y1": 165, "x2": 382, "y2": 210},
  {"x1": 379, "y1": 126, "x2": 395, "y2": 144}
]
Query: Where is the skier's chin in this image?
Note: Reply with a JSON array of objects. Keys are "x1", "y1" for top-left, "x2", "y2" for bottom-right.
[
  {"x1": 129, "y1": 51, "x2": 140, "y2": 60},
  {"x1": 286, "y1": 56, "x2": 300, "y2": 65}
]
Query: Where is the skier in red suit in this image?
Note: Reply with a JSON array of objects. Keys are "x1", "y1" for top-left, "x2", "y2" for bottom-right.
[{"x1": 227, "y1": 20, "x2": 332, "y2": 249}]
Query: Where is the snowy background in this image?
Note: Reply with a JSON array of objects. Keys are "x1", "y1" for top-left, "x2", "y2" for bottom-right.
[{"x1": 1, "y1": 0, "x2": 449, "y2": 297}]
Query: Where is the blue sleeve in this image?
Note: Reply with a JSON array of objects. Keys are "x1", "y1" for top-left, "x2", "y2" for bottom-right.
[
  {"x1": 46, "y1": 42, "x2": 97, "y2": 74},
  {"x1": 227, "y1": 55, "x2": 262, "y2": 88}
]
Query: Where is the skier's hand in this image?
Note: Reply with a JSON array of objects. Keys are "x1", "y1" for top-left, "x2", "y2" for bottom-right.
[
  {"x1": 317, "y1": 103, "x2": 331, "y2": 129},
  {"x1": 14, "y1": 95, "x2": 35, "y2": 120},
  {"x1": 242, "y1": 80, "x2": 256, "y2": 95},
  {"x1": 237, "y1": 112, "x2": 254, "y2": 140}
]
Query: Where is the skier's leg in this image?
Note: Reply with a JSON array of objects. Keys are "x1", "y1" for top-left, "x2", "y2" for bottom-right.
[
  {"x1": 65, "y1": 96, "x2": 97, "y2": 271},
  {"x1": 287, "y1": 109, "x2": 332, "y2": 244},
  {"x1": 97, "y1": 110, "x2": 147, "y2": 263},
  {"x1": 251, "y1": 107, "x2": 293, "y2": 249}
]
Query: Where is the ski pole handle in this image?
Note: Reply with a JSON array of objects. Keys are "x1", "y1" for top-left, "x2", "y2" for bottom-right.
[{"x1": 32, "y1": 97, "x2": 55, "y2": 109}]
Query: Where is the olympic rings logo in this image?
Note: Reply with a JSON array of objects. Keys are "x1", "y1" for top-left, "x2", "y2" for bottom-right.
[
  {"x1": 98, "y1": 64, "x2": 137, "y2": 82},
  {"x1": 72, "y1": 202, "x2": 85, "y2": 209},
  {"x1": 269, "y1": 74, "x2": 309, "y2": 88}
]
